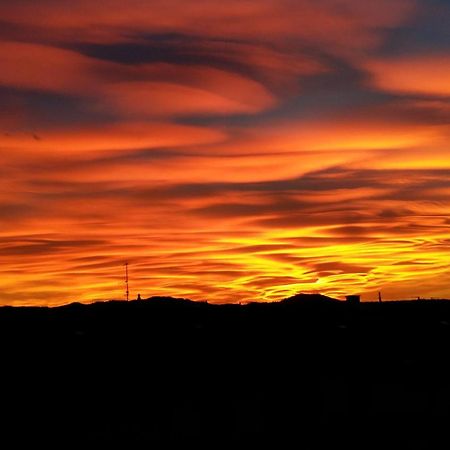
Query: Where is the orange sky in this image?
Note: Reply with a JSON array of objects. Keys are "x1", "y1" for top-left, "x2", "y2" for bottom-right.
[{"x1": 2, "y1": 0, "x2": 450, "y2": 305}]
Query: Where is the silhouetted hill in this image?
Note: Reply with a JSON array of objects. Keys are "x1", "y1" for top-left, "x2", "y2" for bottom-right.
[
  {"x1": 281, "y1": 292, "x2": 338, "y2": 303},
  {"x1": 280, "y1": 292, "x2": 339, "y2": 306},
  {"x1": 1, "y1": 294, "x2": 450, "y2": 448}
]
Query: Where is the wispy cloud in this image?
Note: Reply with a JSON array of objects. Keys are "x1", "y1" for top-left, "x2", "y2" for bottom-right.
[{"x1": 2, "y1": 0, "x2": 450, "y2": 305}]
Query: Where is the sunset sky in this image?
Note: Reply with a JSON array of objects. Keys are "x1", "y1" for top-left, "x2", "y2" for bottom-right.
[{"x1": 2, "y1": 0, "x2": 450, "y2": 305}]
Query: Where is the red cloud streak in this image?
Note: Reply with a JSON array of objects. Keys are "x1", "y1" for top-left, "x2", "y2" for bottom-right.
[{"x1": 3, "y1": 0, "x2": 450, "y2": 305}]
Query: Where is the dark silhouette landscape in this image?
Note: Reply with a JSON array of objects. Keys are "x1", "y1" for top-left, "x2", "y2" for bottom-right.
[{"x1": 1, "y1": 293, "x2": 450, "y2": 448}]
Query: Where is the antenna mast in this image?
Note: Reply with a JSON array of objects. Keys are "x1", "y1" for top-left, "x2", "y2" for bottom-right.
[{"x1": 124, "y1": 262, "x2": 129, "y2": 301}]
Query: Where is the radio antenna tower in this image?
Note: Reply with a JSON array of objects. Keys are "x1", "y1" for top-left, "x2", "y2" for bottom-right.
[{"x1": 124, "y1": 262, "x2": 129, "y2": 301}]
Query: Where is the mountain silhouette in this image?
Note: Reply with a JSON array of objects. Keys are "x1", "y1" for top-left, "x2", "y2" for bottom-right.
[
  {"x1": 1, "y1": 292, "x2": 450, "y2": 448},
  {"x1": 280, "y1": 292, "x2": 339, "y2": 305}
]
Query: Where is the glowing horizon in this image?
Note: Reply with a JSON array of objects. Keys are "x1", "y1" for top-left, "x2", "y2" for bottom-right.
[{"x1": 2, "y1": 0, "x2": 450, "y2": 306}]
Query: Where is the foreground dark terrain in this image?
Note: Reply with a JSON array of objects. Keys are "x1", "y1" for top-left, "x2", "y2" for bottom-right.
[{"x1": 1, "y1": 293, "x2": 450, "y2": 448}]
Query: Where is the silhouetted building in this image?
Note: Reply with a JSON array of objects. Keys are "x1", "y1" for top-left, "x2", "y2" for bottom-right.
[
  {"x1": 346, "y1": 295, "x2": 360, "y2": 305},
  {"x1": 137, "y1": 293, "x2": 141, "y2": 301}
]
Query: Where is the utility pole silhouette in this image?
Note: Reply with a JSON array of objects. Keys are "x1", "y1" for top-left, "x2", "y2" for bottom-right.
[
  {"x1": 378, "y1": 291, "x2": 382, "y2": 303},
  {"x1": 124, "y1": 262, "x2": 129, "y2": 301}
]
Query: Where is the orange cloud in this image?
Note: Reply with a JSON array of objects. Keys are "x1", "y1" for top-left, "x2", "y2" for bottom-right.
[
  {"x1": 364, "y1": 55, "x2": 450, "y2": 97},
  {"x1": 38, "y1": 151, "x2": 368, "y2": 185},
  {"x1": 213, "y1": 117, "x2": 442, "y2": 158},
  {"x1": 3, "y1": 165, "x2": 450, "y2": 305},
  {"x1": 4, "y1": 0, "x2": 450, "y2": 307},
  {"x1": 0, "y1": 0, "x2": 416, "y2": 52},
  {"x1": 0, "y1": 41, "x2": 115, "y2": 94},
  {"x1": 0, "y1": 42, "x2": 279, "y2": 119},
  {"x1": 354, "y1": 144, "x2": 450, "y2": 171},
  {"x1": 179, "y1": 41, "x2": 327, "y2": 89},
  {"x1": 103, "y1": 66, "x2": 277, "y2": 118},
  {"x1": 0, "y1": 122, "x2": 225, "y2": 153}
]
